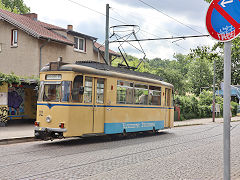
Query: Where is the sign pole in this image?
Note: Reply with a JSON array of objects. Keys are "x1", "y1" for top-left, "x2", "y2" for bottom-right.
[
  {"x1": 223, "y1": 41, "x2": 231, "y2": 180},
  {"x1": 212, "y1": 58, "x2": 216, "y2": 122}
]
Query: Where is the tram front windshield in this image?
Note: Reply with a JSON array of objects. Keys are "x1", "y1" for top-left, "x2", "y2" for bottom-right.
[{"x1": 39, "y1": 81, "x2": 71, "y2": 102}]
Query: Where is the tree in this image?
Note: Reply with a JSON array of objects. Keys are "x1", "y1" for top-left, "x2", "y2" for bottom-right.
[
  {"x1": 187, "y1": 57, "x2": 213, "y2": 95},
  {"x1": 212, "y1": 38, "x2": 240, "y2": 85},
  {"x1": 1, "y1": 0, "x2": 30, "y2": 14}
]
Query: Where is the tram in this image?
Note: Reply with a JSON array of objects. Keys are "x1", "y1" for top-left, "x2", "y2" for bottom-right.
[{"x1": 34, "y1": 61, "x2": 174, "y2": 140}]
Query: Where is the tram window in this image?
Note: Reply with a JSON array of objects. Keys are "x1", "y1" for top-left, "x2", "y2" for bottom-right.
[
  {"x1": 134, "y1": 84, "x2": 148, "y2": 105},
  {"x1": 72, "y1": 75, "x2": 83, "y2": 103},
  {"x1": 38, "y1": 81, "x2": 44, "y2": 101},
  {"x1": 96, "y1": 78, "x2": 104, "y2": 104},
  {"x1": 43, "y1": 83, "x2": 61, "y2": 102},
  {"x1": 117, "y1": 80, "x2": 134, "y2": 104},
  {"x1": 84, "y1": 77, "x2": 92, "y2": 103},
  {"x1": 62, "y1": 81, "x2": 71, "y2": 102},
  {"x1": 149, "y1": 86, "x2": 161, "y2": 105}
]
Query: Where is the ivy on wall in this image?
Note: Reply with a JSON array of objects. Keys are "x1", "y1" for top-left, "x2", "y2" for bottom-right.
[
  {"x1": 0, "y1": 73, "x2": 39, "y2": 86},
  {"x1": 0, "y1": 73, "x2": 21, "y2": 86}
]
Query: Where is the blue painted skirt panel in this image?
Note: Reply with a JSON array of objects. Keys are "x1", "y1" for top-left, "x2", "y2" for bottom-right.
[{"x1": 104, "y1": 120, "x2": 164, "y2": 134}]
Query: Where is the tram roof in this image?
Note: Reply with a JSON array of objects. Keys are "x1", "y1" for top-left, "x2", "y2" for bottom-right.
[{"x1": 41, "y1": 61, "x2": 174, "y2": 88}]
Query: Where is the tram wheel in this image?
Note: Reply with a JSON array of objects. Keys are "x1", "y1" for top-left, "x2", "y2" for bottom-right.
[
  {"x1": 153, "y1": 127, "x2": 156, "y2": 134},
  {"x1": 123, "y1": 129, "x2": 127, "y2": 137}
]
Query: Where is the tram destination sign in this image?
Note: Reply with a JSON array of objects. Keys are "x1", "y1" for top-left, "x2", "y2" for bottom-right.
[{"x1": 206, "y1": 0, "x2": 240, "y2": 42}]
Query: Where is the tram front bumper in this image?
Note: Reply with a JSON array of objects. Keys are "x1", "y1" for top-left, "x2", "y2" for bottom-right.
[{"x1": 34, "y1": 127, "x2": 67, "y2": 140}]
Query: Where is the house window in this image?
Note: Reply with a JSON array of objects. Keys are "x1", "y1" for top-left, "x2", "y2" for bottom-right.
[
  {"x1": 11, "y1": 29, "x2": 18, "y2": 46},
  {"x1": 74, "y1": 37, "x2": 85, "y2": 52}
]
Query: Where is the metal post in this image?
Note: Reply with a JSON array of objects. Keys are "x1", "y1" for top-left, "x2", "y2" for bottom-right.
[
  {"x1": 104, "y1": 4, "x2": 110, "y2": 66},
  {"x1": 39, "y1": 39, "x2": 50, "y2": 72},
  {"x1": 223, "y1": 41, "x2": 231, "y2": 180},
  {"x1": 213, "y1": 58, "x2": 216, "y2": 122}
]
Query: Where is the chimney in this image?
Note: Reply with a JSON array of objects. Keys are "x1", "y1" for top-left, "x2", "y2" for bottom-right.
[
  {"x1": 22, "y1": 13, "x2": 38, "y2": 21},
  {"x1": 67, "y1": 25, "x2": 73, "y2": 31}
]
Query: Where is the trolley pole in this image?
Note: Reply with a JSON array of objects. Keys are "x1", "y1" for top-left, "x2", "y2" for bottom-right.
[
  {"x1": 212, "y1": 58, "x2": 216, "y2": 122},
  {"x1": 223, "y1": 41, "x2": 231, "y2": 180},
  {"x1": 104, "y1": 4, "x2": 110, "y2": 66}
]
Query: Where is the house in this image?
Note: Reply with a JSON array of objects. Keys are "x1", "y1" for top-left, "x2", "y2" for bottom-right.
[{"x1": 0, "y1": 9, "x2": 119, "y2": 77}]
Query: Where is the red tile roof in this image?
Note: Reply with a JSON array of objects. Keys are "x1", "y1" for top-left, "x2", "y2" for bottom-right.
[
  {"x1": 0, "y1": 9, "x2": 119, "y2": 56},
  {"x1": 0, "y1": 9, "x2": 73, "y2": 45},
  {"x1": 94, "y1": 42, "x2": 120, "y2": 57}
]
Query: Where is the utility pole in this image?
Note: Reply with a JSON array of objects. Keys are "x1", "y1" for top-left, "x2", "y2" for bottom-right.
[
  {"x1": 223, "y1": 41, "x2": 231, "y2": 180},
  {"x1": 212, "y1": 58, "x2": 216, "y2": 122},
  {"x1": 104, "y1": 4, "x2": 110, "y2": 66}
]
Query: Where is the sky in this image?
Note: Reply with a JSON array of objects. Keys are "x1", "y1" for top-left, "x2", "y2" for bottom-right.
[{"x1": 24, "y1": 0, "x2": 216, "y2": 60}]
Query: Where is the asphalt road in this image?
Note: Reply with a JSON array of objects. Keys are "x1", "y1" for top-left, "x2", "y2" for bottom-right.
[{"x1": 1, "y1": 122, "x2": 240, "y2": 180}]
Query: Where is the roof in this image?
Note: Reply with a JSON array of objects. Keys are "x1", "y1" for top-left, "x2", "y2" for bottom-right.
[
  {"x1": 75, "y1": 61, "x2": 164, "y2": 81},
  {"x1": 94, "y1": 42, "x2": 120, "y2": 57},
  {"x1": 0, "y1": 9, "x2": 119, "y2": 55},
  {"x1": 0, "y1": 9, "x2": 73, "y2": 45},
  {"x1": 67, "y1": 30, "x2": 97, "y2": 41},
  {"x1": 41, "y1": 61, "x2": 173, "y2": 88}
]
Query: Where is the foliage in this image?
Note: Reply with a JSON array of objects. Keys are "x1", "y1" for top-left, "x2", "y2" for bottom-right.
[
  {"x1": 212, "y1": 38, "x2": 240, "y2": 85},
  {"x1": 0, "y1": 72, "x2": 21, "y2": 85},
  {"x1": 187, "y1": 57, "x2": 213, "y2": 95},
  {"x1": 1, "y1": 0, "x2": 30, "y2": 14},
  {"x1": 175, "y1": 91, "x2": 226, "y2": 120},
  {"x1": 231, "y1": 101, "x2": 239, "y2": 116},
  {"x1": 174, "y1": 94, "x2": 199, "y2": 120}
]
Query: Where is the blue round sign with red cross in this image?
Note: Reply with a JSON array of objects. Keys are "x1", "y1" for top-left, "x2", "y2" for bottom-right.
[{"x1": 206, "y1": 0, "x2": 240, "y2": 42}]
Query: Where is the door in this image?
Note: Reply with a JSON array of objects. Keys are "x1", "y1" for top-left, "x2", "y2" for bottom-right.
[
  {"x1": 93, "y1": 78, "x2": 105, "y2": 133},
  {"x1": 165, "y1": 88, "x2": 171, "y2": 127}
]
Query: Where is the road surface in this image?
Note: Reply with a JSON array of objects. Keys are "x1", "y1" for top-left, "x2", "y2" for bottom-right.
[{"x1": 1, "y1": 122, "x2": 240, "y2": 179}]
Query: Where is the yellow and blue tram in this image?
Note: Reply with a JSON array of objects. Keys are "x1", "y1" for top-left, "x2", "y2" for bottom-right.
[{"x1": 35, "y1": 61, "x2": 174, "y2": 140}]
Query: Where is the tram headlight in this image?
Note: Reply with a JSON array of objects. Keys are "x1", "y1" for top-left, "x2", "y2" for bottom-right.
[{"x1": 46, "y1": 115, "x2": 52, "y2": 123}]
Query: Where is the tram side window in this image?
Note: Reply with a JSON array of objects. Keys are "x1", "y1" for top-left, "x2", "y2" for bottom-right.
[
  {"x1": 96, "y1": 78, "x2": 104, "y2": 104},
  {"x1": 84, "y1": 77, "x2": 93, "y2": 103},
  {"x1": 38, "y1": 81, "x2": 44, "y2": 101},
  {"x1": 72, "y1": 75, "x2": 83, "y2": 103},
  {"x1": 149, "y1": 86, "x2": 161, "y2": 105},
  {"x1": 117, "y1": 81, "x2": 134, "y2": 104},
  {"x1": 134, "y1": 84, "x2": 148, "y2": 105},
  {"x1": 62, "y1": 81, "x2": 71, "y2": 102},
  {"x1": 43, "y1": 83, "x2": 61, "y2": 102}
]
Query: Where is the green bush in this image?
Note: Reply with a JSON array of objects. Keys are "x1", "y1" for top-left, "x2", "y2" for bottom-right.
[
  {"x1": 231, "y1": 101, "x2": 239, "y2": 116},
  {"x1": 175, "y1": 91, "x2": 227, "y2": 120}
]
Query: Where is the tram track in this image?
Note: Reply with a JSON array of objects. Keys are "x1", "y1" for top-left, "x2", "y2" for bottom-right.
[
  {"x1": 0, "y1": 122, "x2": 237, "y2": 167},
  {"x1": 0, "y1": 122, "x2": 230, "y2": 171},
  {"x1": 0, "y1": 122, "x2": 223, "y2": 159},
  {"x1": 18, "y1": 123, "x2": 240, "y2": 180}
]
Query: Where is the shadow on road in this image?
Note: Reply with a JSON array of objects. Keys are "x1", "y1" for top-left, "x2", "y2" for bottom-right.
[{"x1": 36, "y1": 130, "x2": 176, "y2": 148}]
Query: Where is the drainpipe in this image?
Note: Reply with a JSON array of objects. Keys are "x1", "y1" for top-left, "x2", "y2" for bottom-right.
[{"x1": 39, "y1": 39, "x2": 50, "y2": 72}]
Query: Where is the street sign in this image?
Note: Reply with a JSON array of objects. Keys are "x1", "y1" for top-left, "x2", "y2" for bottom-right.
[{"x1": 206, "y1": 0, "x2": 240, "y2": 42}]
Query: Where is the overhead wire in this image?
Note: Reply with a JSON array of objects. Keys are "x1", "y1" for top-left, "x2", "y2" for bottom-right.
[
  {"x1": 136, "y1": 0, "x2": 205, "y2": 35},
  {"x1": 66, "y1": 0, "x2": 126, "y2": 25},
  {"x1": 110, "y1": 7, "x2": 187, "y2": 51},
  {"x1": 110, "y1": 35, "x2": 209, "y2": 43},
  {"x1": 65, "y1": 0, "x2": 209, "y2": 55}
]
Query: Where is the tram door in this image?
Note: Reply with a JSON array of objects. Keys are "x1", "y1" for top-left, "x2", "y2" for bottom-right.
[
  {"x1": 93, "y1": 78, "x2": 105, "y2": 133},
  {"x1": 165, "y1": 88, "x2": 171, "y2": 127}
]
